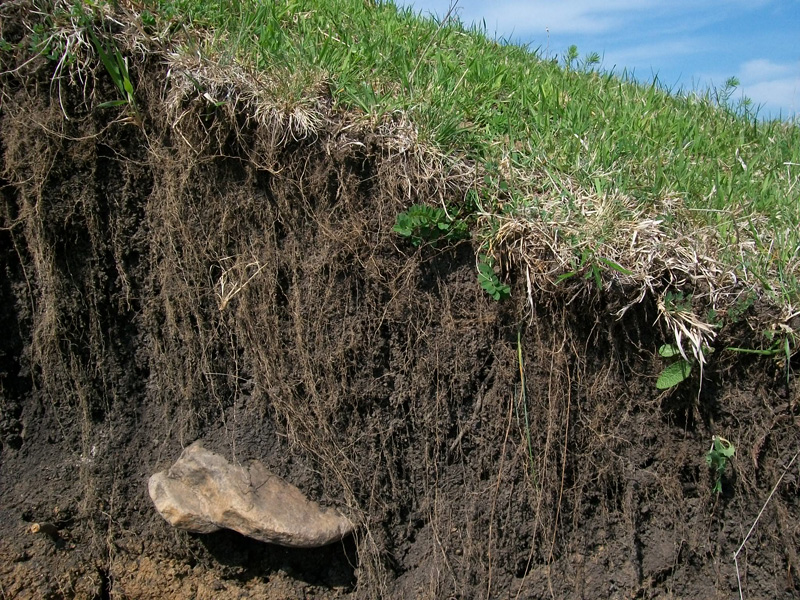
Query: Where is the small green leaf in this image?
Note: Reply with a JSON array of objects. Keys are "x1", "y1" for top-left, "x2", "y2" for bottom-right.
[
  {"x1": 706, "y1": 436, "x2": 735, "y2": 493},
  {"x1": 141, "y1": 10, "x2": 156, "y2": 27},
  {"x1": 658, "y1": 344, "x2": 681, "y2": 358},
  {"x1": 592, "y1": 264, "x2": 602, "y2": 288},
  {"x1": 478, "y1": 271, "x2": 495, "y2": 288},
  {"x1": 394, "y1": 204, "x2": 470, "y2": 247},
  {"x1": 97, "y1": 99, "x2": 130, "y2": 109},
  {"x1": 656, "y1": 359, "x2": 692, "y2": 389},
  {"x1": 479, "y1": 280, "x2": 496, "y2": 296},
  {"x1": 557, "y1": 271, "x2": 578, "y2": 283},
  {"x1": 714, "y1": 438, "x2": 735, "y2": 458},
  {"x1": 597, "y1": 257, "x2": 632, "y2": 275},
  {"x1": 393, "y1": 215, "x2": 412, "y2": 237},
  {"x1": 477, "y1": 257, "x2": 510, "y2": 301}
]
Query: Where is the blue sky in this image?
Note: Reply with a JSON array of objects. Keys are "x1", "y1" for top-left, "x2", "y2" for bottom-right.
[{"x1": 395, "y1": 0, "x2": 800, "y2": 120}]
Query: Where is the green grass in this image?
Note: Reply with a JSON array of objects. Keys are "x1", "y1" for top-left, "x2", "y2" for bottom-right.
[
  {"x1": 15, "y1": 0, "x2": 798, "y2": 333},
  {"x1": 141, "y1": 0, "x2": 798, "y2": 303}
]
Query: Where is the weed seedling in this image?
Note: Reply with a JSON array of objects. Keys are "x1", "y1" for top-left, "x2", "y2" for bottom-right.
[
  {"x1": 706, "y1": 435, "x2": 735, "y2": 494},
  {"x1": 393, "y1": 204, "x2": 469, "y2": 247},
  {"x1": 88, "y1": 28, "x2": 140, "y2": 123},
  {"x1": 728, "y1": 327, "x2": 797, "y2": 385},
  {"x1": 557, "y1": 246, "x2": 631, "y2": 289},
  {"x1": 656, "y1": 343, "x2": 694, "y2": 389},
  {"x1": 478, "y1": 254, "x2": 510, "y2": 301}
]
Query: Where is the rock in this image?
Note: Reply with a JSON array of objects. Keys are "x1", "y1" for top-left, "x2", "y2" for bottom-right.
[
  {"x1": 29, "y1": 522, "x2": 59, "y2": 539},
  {"x1": 148, "y1": 442, "x2": 354, "y2": 548}
]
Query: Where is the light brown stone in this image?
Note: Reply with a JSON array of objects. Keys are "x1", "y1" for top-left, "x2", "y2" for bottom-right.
[{"x1": 148, "y1": 442, "x2": 353, "y2": 548}]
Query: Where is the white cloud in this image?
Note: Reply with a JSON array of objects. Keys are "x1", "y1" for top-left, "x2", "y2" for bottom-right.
[
  {"x1": 733, "y1": 59, "x2": 800, "y2": 116},
  {"x1": 460, "y1": 1, "x2": 642, "y2": 35},
  {"x1": 739, "y1": 59, "x2": 795, "y2": 84},
  {"x1": 403, "y1": 0, "x2": 658, "y2": 35},
  {"x1": 740, "y1": 81, "x2": 799, "y2": 118},
  {"x1": 602, "y1": 39, "x2": 709, "y2": 71},
  {"x1": 401, "y1": 0, "x2": 777, "y2": 37}
]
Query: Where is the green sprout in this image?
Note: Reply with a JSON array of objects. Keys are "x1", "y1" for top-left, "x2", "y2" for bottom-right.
[
  {"x1": 705, "y1": 436, "x2": 735, "y2": 494},
  {"x1": 477, "y1": 254, "x2": 510, "y2": 301},
  {"x1": 393, "y1": 204, "x2": 469, "y2": 247},
  {"x1": 656, "y1": 343, "x2": 694, "y2": 389}
]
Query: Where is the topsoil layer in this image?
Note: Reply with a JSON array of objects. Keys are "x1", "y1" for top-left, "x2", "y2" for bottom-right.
[{"x1": 1, "y1": 9, "x2": 799, "y2": 599}]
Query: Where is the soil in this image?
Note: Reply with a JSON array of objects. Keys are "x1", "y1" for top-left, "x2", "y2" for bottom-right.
[{"x1": 1, "y1": 7, "x2": 799, "y2": 599}]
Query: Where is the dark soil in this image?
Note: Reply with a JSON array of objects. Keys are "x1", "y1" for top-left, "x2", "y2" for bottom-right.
[{"x1": 1, "y1": 7, "x2": 798, "y2": 599}]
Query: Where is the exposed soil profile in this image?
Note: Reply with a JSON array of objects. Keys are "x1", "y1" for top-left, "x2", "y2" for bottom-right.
[{"x1": 1, "y1": 6, "x2": 799, "y2": 599}]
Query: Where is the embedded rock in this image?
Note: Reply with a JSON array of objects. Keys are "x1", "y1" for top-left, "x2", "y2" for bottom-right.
[{"x1": 148, "y1": 442, "x2": 354, "y2": 548}]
